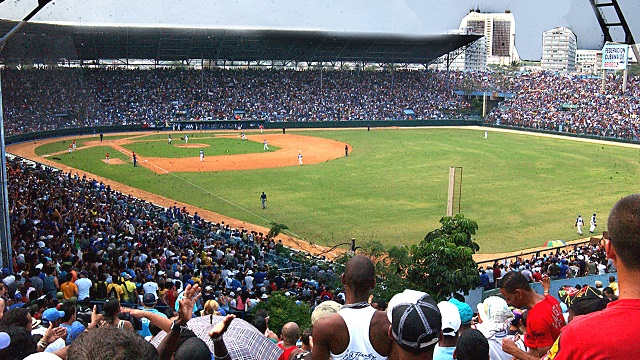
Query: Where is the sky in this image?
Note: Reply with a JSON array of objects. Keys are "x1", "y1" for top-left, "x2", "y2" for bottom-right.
[{"x1": 2, "y1": 0, "x2": 639, "y2": 60}]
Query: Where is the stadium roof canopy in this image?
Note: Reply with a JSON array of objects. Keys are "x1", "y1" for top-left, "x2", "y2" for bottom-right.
[{"x1": 0, "y1": 20, "x2": 481, "y2": 65}]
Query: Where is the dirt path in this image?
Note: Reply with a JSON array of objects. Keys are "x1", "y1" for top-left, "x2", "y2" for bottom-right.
[{"x1": 7, "y1": 127, "x2": 619, "y2": 261}]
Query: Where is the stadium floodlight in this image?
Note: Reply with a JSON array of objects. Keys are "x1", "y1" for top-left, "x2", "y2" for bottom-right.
[{"x1": 0, "y1": 0, "x2": 53, "y2": 271}]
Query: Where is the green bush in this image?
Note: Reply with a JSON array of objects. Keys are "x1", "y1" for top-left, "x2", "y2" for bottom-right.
[{"x1": 252, "y1": 292, "x2": 312, "y2": 336}]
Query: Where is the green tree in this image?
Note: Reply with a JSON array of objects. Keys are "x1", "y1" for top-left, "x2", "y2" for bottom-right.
[
  {"x1": 403, "y1": 214, "x2": 480, "y2": 301},
  {"x1": 268, "y1": 222, "x2": 289, "y2": 239},
  {"x1": 252, "y1": 292, "x2": 311, "y2": 336},
  {"x1": 627, "y1": 63, "x2": 640, "y2": 77},
  {"x1": 370, "y1": 245, "x2": 411, "y2": 301}
]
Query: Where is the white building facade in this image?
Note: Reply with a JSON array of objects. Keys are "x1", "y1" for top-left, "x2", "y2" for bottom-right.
[
  {"x1": 455, "y1": 10, "x2": 520, "y2": 69},
  {"x1": 576, "y1": 50, "x2": 601, "y2": 74},
  {"x1": 541, "y1": 27, "x2": 577, "y2": 73}
]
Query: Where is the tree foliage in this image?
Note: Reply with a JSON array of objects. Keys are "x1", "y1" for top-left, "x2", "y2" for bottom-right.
[
  {"x1": 329, "y1": 216, "x2": 480, "y2": 303},
  {"x1": 354, "y1": 214, "x2": 481, "y2": 303},
  {"x1": 252, "y1": 292, "x2": 311, "y2": 336},
  {"x1": 268, "y1": 222, "x2": 289, "y2": 239},
  {"x1": 401, "y1": 214, "x2": 480, "y2": 301}
]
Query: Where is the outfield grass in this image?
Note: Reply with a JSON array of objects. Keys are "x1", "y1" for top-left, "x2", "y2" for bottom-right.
[
  {"x1": 40, "y1": 128, "x2": 640, "y2": 254},
  {"x1": 34, "y1": 135, "x2": 130, "y2": 156}
]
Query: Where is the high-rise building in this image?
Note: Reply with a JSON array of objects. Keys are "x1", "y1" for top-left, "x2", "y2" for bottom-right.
[
  {"x1": 541, "y1": 27, "x2": 577, "y2": 73},
  {"x1": 456, "y1": 9, "x2": 520, "y2": 68},
  {"x1": 576, "y1": 50, "x2": 602, "y2": 74}
]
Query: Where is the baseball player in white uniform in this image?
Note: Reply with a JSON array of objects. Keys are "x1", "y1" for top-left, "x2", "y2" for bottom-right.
[
  {"x1": 298, "y1": 152, "x2": 303, "y2": 165},
  {"x1": 589, "y1": 213, "x2": 597, "y2": 233},
  {"x1": 200, "y1": 149, "x2": 204, "y2": 162},
  {"x1": 576, "y1": 214, "x2": 584, "y2": 235},
  {"x1": 263, "y1": 140, "x2": 269, "y2": 150}
]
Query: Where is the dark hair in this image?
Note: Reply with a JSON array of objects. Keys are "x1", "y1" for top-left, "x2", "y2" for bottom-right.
[
  {"x1": 149, "y1": 322, "x2": 162, "y2": 337},
  {"x1": 301, "y1": 328, "x2": 312, "y2": 346},
  {"x1": 608, "y1": 194, "x2": 640, "y2": 270},
  {"x1": 103, "y1": 297, "x2": 121, "y2": 319},
  {"x1": 455, "y1": 329, "x2": 489, "y2": 360},
  {"x1": 602, "y1": 287, "x2": 615, "y2": 295},
  {"x1": 174, "y1": 337, "x2": 210, "y2": 360},
  {"x1": 0, "y1": 325, "x2": 37, "y2": 359},
  {"x1": 67, "y1": 327, "x2": 158, "y2": 360},
  {"x1": 0, "y1": 308, "x2": 30, "y2": 328},
  {"x1": 61, "y1": 301, "x2": 77, "y2": 322},
  {"x1": 253, "y1": 316, "x2": 267, "y2": 334},
  {"x1": 499, "y1": 271, "x2": 531, "y2": 293}
]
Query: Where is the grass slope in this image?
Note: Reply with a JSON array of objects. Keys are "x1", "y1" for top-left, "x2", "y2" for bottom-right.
[{"x1": 43, "y1": 128, "x2": 640, "y2": 254}]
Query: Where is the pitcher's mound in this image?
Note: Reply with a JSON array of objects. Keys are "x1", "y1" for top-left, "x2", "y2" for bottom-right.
[{"x1": 175, "y1": 143, "x2": 209, "y2": 148}]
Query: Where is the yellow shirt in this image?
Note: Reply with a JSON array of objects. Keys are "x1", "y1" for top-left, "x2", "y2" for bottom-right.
[
  {"x1": 122, "y1": 281, "x2": 137, "y2": 301},
  {"x1": 60, "y1": 281, "x2": 78, "y2": 299},
  {"x1": 107, "y1": 283, "x2": 124, "y2": 300}
]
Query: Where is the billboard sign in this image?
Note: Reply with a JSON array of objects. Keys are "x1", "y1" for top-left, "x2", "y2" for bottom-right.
[{"x1": 602, "y1": 44, "x2": 629, "y2": 70}]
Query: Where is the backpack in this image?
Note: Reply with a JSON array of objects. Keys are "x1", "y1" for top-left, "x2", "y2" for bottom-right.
[
  {"x1": 95, "y1": 281, "x2": 108, "y2": 300},
  {"x1": 108, "y1": 285, "x2": 118, "y2": 299}
]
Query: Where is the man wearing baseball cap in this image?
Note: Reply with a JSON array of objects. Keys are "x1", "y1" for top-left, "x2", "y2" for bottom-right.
[
  {"x1": 387, "y1": 290, "x2": 442, "y2": 360},
  {"x1": 40, "y1": 308, "x2": 67, "y2": 352},
  {"x1": 138, "y1": 293, "x2": 167, "y2": 340},
  {"x1": 433, "y1": 301, "x2": 461, "y2": 360}
]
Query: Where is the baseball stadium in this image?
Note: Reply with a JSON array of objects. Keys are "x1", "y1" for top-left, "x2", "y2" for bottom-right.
[{"x1": 0, "y1": 1, "x2": 638, "y2": 358}]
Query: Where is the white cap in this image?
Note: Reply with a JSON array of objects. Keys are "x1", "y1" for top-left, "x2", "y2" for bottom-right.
[
  {"x1": 437, "y1": 301, "x2": 461, "y2": 337},
  {"x1": 477, "y1": 296, "x2": 513, "y2": 324},
  {"x1": 386, "y1": 289, "x2": 428, "y2": 322}
]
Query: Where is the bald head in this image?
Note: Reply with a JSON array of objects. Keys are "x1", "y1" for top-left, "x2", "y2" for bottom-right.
[
  {"x1": 282, "y1": 322, "x2": 300, "y2": 346},
  {"x1": 344, "y1": 255, "x2": 376, "y2": 298}
]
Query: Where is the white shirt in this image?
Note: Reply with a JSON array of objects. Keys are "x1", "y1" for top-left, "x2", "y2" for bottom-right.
[
  {"x1": 75, "y1": 278, "x2": 92, "y2": 301},
  {"x1": 245, "y1": 275, "x2": 254, "y2": 290},
  {"x1": 597, "y1": 263, "x2": 607, "y2": 275},
  {"x1": 143, "y1": 281, "x2": 159, "y2": 294}
]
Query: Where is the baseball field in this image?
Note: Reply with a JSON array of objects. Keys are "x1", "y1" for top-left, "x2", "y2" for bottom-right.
[{"x1": 12, "y1": 126, "x2": 640, "y2": 254}]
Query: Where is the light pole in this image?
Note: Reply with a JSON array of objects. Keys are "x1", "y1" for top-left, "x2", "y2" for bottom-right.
[{"x1": 0, "y1": 0, "x2": 53, "y2": 271}]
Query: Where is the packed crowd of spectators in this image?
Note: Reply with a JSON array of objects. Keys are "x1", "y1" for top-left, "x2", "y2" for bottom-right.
[
  {"x1": 1, "y1": 68, "x2": 472, "y2": 135},
  {"x1": 4, "y1": 67, "x2": 640, "y2": 143},
  {"x1": 0, "y1": 155, "x2": 624, "y2": 360},
  {"x1": 486, "y1": 71, "x2": 640, "y2": 141},
  {"x1": 479, "y1": 242, "x2": 616, "y2": 290}
]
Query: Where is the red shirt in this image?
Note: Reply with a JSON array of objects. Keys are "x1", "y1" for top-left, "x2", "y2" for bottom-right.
[
  {"x1": 544, "y1": 299, "x2": 640, "y2": 360},
  {"x1": 532, "y1": 271, "x2": 542, "y2": 283},
  {"x1": 319, "y1": 290, "x2": 333, "y2": 300},
  {"x1": 525, "y1": 295, "x2": 566, "y2": 349},
  {"x1": 278, "y1": 344, "x2": 297, "y2": 360},
  {"x1": 165, "y1": 289, "x2": 178, "y2": 309}
]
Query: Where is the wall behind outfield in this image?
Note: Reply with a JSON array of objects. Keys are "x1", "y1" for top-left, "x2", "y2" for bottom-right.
[{"x1": 486, "y1": 124, "x2": 640, "y2": 146}]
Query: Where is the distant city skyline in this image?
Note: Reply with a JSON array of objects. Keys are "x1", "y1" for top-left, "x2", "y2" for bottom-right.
[{"x1": 1, "y1": 0, "x2": 638, "y2": 60}]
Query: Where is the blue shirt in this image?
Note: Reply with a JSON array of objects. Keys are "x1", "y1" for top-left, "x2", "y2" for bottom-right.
[
  {"x1": 433, "y1": 344, "x2": 455, "y2": 360},
  {"x1": 138, "y1": 307, "x2": 167, "y2": 338}
]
